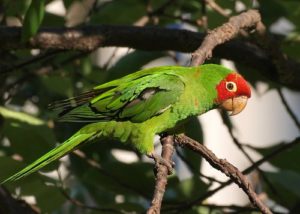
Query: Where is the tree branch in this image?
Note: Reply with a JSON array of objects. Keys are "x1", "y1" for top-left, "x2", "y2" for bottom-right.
[
  {"x1": 174, "y1": 134, "x2": 272, "y2": 214},
  {"x1": 59, "y1": 187, "x2": 123, "y2": 214},
  {"x1": 147, "y1": 135, "x2": 175, "y2": 214},
  {"x1": 277, "y1": 88, "x2": 300, "y2": 131},
  {"x1": 191, "y1": 9, "x2": 260, "y2": 66},
  {"x1": 0, "y1": 186, "x2": 39, "y2": 214},
  {"x1": 72, "y1": 150, "x2": 151, "y2": 200},
  {"x1": 220, "y1": 111, "x2": 285, "y2": 205},
  {"x1": 253, "y1": 21, "x2": 300, "y2": 91},
  {"x1": 175, "y1": 147, "x2": 224, "y2": 185},
  {"x1": 168, "y1": 136, "x2": 300, "y2": 212},
  {"x1": 0, "y1": 22, "x2": 300, "y2": 90}
]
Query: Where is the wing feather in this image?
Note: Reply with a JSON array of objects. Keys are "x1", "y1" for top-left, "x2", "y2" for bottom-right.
[{"x1": 53, "y1": 69, "x2": 185, "y2": 123}]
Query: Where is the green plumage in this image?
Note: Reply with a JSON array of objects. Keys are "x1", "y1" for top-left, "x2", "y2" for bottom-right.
[{"x1": 2, "y1": 64, "x2": 232, "y2": 183}]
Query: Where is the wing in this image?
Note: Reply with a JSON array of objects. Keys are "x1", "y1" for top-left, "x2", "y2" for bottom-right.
[{"x1": 52, "y1": 72, "x2": 185, "y2": 123}]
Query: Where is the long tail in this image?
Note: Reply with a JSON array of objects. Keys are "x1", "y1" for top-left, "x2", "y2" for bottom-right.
[{"x1": 1, "y1": 130, "x2": 98, "y2": 184}]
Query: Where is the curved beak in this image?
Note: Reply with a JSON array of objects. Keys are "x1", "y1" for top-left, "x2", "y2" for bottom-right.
[{"x1": 220, "y1": 96, "x2": 248, "y2": 116}]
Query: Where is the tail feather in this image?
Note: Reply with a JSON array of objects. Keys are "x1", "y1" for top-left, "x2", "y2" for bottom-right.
[{"x1": 1, "y1": 131, "x2": 98, "y2": 184}]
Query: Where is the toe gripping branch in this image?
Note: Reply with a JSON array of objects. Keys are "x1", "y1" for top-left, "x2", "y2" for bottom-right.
[
  {"x1": 147, "y1": 135, "x2": 175, "y2": 214},
  {"x1": 148, "y1": 152, "x2": 175, "y2": 175}
]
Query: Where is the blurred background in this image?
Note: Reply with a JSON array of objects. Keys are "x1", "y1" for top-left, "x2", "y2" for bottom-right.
[{"x1": 0, "y1": 0, "x2": 300, "y2": 213}]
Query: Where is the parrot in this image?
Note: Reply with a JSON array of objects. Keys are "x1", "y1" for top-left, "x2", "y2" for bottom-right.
[{"x1": 1, "y1": 64, "x2": 251, "y2": 183}]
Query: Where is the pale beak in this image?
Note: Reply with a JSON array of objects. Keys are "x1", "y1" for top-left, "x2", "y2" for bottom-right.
[{"x1": 220, "y1": 96, "x2": 248, "y2": 116}]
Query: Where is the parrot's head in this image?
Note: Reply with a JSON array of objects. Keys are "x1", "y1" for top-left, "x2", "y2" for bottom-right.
[{"x1": 215, "y1": 72, "x2": 251, "y2": 116}]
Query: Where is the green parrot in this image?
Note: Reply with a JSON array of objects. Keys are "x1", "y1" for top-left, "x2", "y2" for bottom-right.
[{"x1": 1, "y1": 64, "x2": 251, "y2": 183}]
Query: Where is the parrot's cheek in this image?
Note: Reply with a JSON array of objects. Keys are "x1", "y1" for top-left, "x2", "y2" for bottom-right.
[{"x1": 220, "y1": 96, "x2": 248, "y2": 116}]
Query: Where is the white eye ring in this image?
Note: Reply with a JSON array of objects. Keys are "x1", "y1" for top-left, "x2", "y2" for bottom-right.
[{"x1": 226, "y1": 81, "x2": 237, "y2": 92}]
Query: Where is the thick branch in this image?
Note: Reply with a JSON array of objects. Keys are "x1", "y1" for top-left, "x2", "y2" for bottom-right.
[
  {"x1": 0, "y1": 25, "x2": 200, "y2": 52},
  {"x1": 175, "y1": 134, "x2": 272, "y2": 214},
  {"x1": 0, "y1": 25, "x2": 299, "y2": 90}
]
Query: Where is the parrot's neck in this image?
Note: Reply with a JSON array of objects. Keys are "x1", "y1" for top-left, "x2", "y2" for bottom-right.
[{"x1": 187, "y1": 68, "x2": 221, "y2": 116}]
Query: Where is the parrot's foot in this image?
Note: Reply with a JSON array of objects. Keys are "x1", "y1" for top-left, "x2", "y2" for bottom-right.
[{"x1": 147, "y1": 153, "x2": 174, "y2": 175}]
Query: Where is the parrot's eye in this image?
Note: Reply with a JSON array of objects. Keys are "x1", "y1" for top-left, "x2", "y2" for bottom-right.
[{"x1": 226, "y1": 81, "x2": 237, "y2": 92}]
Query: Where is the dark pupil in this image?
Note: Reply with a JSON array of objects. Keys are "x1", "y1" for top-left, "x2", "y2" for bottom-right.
[{"x1": 227, "y1": 83, "x2": 234, "y2": 90}]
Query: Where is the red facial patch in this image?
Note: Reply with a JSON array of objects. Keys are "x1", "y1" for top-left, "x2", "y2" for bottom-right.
[{"x1": 216, "y1": 73, "x2": 251, "y2": 103}]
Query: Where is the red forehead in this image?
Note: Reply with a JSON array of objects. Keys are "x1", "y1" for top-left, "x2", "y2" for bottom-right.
[{"x1": 216, "y1": 72, "x2": 251, "y2": 103}]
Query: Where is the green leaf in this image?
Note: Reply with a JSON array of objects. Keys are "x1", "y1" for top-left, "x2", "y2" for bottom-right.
[
  {"x1": 3, "y1": 162, "x2": 65, "y2": 213},
  {"x1": 282, "y1": 31, "x2": 300, "y2": 59},
  {"x1": 265, "y1": 170, "x2": 300, "y2": 207},
  {"x1": 63, "y1": 0, "x2": 74, "y2": 10},
  {"x1": 273, "y1": 0, "x2": 300, "y2": 29},
  {"x1": 90, "y1": 0, "x2": 145, "y2": 25},
  {"x1": 0, "y1": 155, "x2": 65, "y2": 213},
  {"x1": 178, "y1": 177, "x2": 208, "y2": 199},
  {"x1": 40, "y1": 75, "x2": 73, "y2": 97},
  {"x1": 252, "y1": 142, "x2": 300, "y2": 172},
  {"x1": 259, "y1": 0, "x2": 287, "y2": 27},
  {"x1": 181, "y1": 0, "x2": 201, "y2": 13},
  {"x1": 101, "y1": 202, "x2": 144, "y2": 213},
  {"x1": 165, "y1": 176, "x2": 208, "y2": 202},
  {"x1": 107, "y1": 51, "x2": 165, "y2": 80},
  {"x1": 74, "y1": 157, "x2": 154, "y2": 198},
  {"x1": 42, "y1": 12, "x2": 65, "y2": 27},
  {"x1": 182, "y1": 206, "x2": 221, "y2": 214},
  {"x1": 21, "y1": 0, "x2": 46, "y2": 42},
  {"x1": 67, "y1": 154, "x2": 154, "y2": 212},
  {"x1": 0, "y1": 106, "x2": 43, "y2": 125},
  {"x1": 205, "y1": 3, "x2": 228, "y2": 29},
  {"x1": 268, "y1": 170, "x2": 300, "y2": 195},
  {"x1": 185, "y1": 117, "x2": 203, "y2": 143},
  {"x1": 0, "y1": 156, "x2": 27, "y2": 182},
  {"x1": 178, "y1": 118, "x2": 203, "y2": 173},
  {"x1": 0, "y1": 107, "x2": 57, "y2": 169},
  {"x1": 259, "y1": 0, "x2": 300, "y2": 29},
  {"x1": 32, "y1": 183, "x2": 65, "y2": 213},
  {"x1": 3, "y1": 0, "x2": 31, "y2": 17}
]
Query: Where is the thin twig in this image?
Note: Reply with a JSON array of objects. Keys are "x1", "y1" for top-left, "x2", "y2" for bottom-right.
[
  {"x1": 174, "y1": 134, "x2": 272, "y2": 214},
  {"x1": 201, "y1": 203, "x2": 286, "y2": 214},
  {"x1": 147, "y1": 135, "x2": 175, "y2": 214},
  {"x1": 72, "y1": 150, "x2": 151, "y2": 200},
  {"x1": 60, "y1": 188, "x2": 123, "y2": 214},
  {"x1": 200, "y1": 0, "x2": 208, "y2": 30},
  {"x1": 1, "y1": 51, "x2": 91, "y2": 103},
  {"x1": 102, "y1": 47, "x2": 119, "y2": 70},
  {"x1": 0, "y1": 50, "x2": 61, "y2": 75},
  {"x1": 220, "y1": 111, "x2": 285, "y2": 205},
  {"x1": 199, "y1": 203, "x2": 261, "y2": 213},
  {"x1": 191, "y1": 9, "x2": 261, "y2": 66},
  {"x1": 175, "y1": 147, "x2": 224, "y2": 185},
  {"x1": 168, "y1": 136, "x2": 300, "y2": 212},
  {"x1": 57, "y1": 170, "x2": 120, "y2": 213},
  {"x1": 253, "y1": 21, "x2": 298, "y2": 88},
  {"x1": 244, "y1": 136, "x2": 300, "y2": 175},
  {"x1": 205, "y1": 0, "x2": 230, "y2": 17},
  {"x1": 277, "y1": 88, "x2": 300, "y2": 131}
]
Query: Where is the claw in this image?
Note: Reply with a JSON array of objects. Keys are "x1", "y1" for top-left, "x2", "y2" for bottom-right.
[{"x1": 147, "y1": 153, "x2": 174, "y2": 175}]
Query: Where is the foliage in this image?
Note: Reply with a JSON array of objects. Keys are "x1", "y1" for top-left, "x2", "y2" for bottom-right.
[{"x1": 0, "y1": 0, "x2": 300, "y2": 213}]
